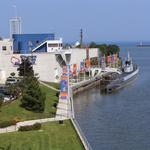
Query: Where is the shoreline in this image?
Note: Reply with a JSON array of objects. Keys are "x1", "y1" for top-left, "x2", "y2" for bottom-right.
[{"x1": 69, "y1": 74, "x2": 104, "y2": 150}]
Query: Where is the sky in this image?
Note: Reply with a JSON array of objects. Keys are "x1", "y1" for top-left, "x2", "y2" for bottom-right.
[{"x1": 0, "y1": 0, "x2": 150, "y2": 42}]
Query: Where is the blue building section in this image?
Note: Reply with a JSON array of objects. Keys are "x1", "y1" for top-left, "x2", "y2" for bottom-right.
[{"x1": 13, "y1": 33, "x2": 55, "y2": 54}]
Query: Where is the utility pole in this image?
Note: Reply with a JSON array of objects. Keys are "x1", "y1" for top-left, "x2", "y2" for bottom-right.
[{"x1": 80, "y1": 29, "x2": 83, "y2": 48}]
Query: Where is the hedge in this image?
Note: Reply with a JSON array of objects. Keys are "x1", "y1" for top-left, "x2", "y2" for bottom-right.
[
  {"x1": 0, "y1": 120, "x2": 17, "y2": 128},
  {"x1": 18, "y1": 123, "x2": 41, "y2": 131}
]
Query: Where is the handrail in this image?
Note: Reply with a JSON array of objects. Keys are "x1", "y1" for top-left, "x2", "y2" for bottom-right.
[
  {"x1": 69, "y1": 87, "x2": 93, "y2": 150},
  {"x1": 71, "y1": 118, "x2": 93, "y2": 150}
]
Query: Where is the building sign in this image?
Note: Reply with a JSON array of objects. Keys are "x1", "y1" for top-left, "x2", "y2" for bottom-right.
[{"x1": 11, "y1": 56, "x2": 21, "y2": 67}]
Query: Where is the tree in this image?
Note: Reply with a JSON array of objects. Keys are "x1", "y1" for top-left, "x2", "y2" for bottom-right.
[
  {"x1": 18, "y1": 57, "x2": 45, "y2": 113},
  {"x1": 107, "y1": 44, "x2": 120, "y2": 55},
  {"x1": 17, "y1": 57, "x2": 34, "y2": 77},
  {"x1": 7, "y1": 83, "x2": 21, "y2": 99},
  {"x1": 0, "y1": 94, "x2": 4, "y2": 110},
  {"x1": 21, "y1": 77, "x2": 45, "y2": 112},
  {"x1": 89, "y1": 42, "x2": 120, "y2": 56},
  {"x1": 98, "y1": 44, "x2": 108, "y2": 55},
  {"x1": 89, "y1": 42, "x2": 97, "y2": 48}
]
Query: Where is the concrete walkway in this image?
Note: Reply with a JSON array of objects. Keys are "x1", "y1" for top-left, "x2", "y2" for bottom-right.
[
  {"x1": 56, "y1": 97, "x2": 72, "y2": 120},
  {"x1": 0, "y1": 117, "x2": 69, "y2": 134},
  {"x1": 40, "y1": 81, "x2": 72, "y2": 120},
  {"x1": 40, "y1": 81, "x2": 60, "y2": 92}
]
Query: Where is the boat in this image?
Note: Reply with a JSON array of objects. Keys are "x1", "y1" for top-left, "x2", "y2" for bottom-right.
[
  {"x1": 137, "y1": 42, "x2": 150, "y2": 47},
  {"x1": 100, "y1": 52, "x2": 139, "y2": 93}
]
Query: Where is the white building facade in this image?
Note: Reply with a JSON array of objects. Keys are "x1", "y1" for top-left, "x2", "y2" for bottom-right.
[{"x1": 0, "y1": 48, "x2": 99, "y2": 83}]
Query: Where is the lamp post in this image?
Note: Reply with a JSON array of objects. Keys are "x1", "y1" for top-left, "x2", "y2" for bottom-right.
[{"x1": 65, "y1": 51, "x2": 71, "y2": 118}]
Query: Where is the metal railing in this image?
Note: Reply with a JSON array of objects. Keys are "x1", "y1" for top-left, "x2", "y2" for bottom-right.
[
  {"x1": 71, "y1": 118, "x2": 93, "y2": 150},
  {"x1": 69, "y1": 88, "x2": 93, "y2": 150}
]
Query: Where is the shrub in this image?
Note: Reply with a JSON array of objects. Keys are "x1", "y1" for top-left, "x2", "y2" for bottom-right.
[
  {"x1": 53, "y1": 102, "x2": 57, "y2": 108},
  {"x1": 0, "y1": 120, "x2": 17, "y2": 128},
  {"x1": 59, "y1": 120, "x2": 63, "y2": 124},
  {"x1": 0, "y1": 94, "x2": 4, "y2": 108},
  {"x1": 56, "y1": 92, "x2": 59, "y2": 97},
  {"x1": 13, "y1": 117, "x2": 21, "y2": 123},
  {"x1": 18, "y1": 123, "x2": 41, "y2": 131}
]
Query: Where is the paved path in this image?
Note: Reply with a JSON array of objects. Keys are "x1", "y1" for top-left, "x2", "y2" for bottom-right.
[
  {"x1": 40, "y1": 81, "x2": 60, "y2": 92},
  {"x1": 0, "y1": 117, "x2": 69, "y2": 134},
  {"x1": 56, "y1": 97, "x2": 72, "y2": 120},
  {"x1": 40, "y1": 81, "x2": 72, "y2": 120}
]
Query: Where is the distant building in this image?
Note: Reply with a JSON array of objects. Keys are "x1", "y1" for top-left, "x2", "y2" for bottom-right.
[
  {"x1": 13, "y1": 34, "x2": 63, "y2": 54},
  {"x1": 10, "y1": 17, "x2": 22, "y2": 38}
]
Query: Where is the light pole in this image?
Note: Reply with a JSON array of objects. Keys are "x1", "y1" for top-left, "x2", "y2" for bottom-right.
[{"x1": 65, "y1": 51, "x2": 71, "y2": 118}]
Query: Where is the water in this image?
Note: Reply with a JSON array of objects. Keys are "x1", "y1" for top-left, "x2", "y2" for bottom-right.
[{"x1": 74, "y1": 43, "x2": 150, "y2": 150}]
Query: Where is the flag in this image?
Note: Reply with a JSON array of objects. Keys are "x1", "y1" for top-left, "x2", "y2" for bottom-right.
[
  {"x1": 85, "y1": 59, "x2": 90, "y2": 68},
  {"x1": 107, "y1": 55, "x2": 111, "y2": 63},
  {"x1": 62, "y1": 66, "x2": 67, "y2": 74},
  {"x1": 101, "y1": 56, "x2": 105, "y2": 63},
  {"x1": 80, "y1": 61, "x2": 85, "y2": 72},
  {"x1": 111, "y1": 55, "x2": 114, "y2": 63},
  {"x1": 73, "y1": 64, "x2": 77, "y2": 75}
]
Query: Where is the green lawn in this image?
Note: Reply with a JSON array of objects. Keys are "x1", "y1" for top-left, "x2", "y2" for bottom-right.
[
  {"x1": 0, "y1": 84, "x2": 58, "y2": 122},
  {"x1": 0, "y1": 120, "x2": 84, "y2": 150}
]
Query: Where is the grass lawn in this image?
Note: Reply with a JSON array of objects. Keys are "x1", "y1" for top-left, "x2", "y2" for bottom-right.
[
  {"x1": 42, "y1": 81, "x2": 60, "y2": 90},
  {"x1": 0, "y1": 120, "x2": 84, "y2": 150},
  {"x1": 0, "y1": 84, "x2": 58, "y2": 122}
]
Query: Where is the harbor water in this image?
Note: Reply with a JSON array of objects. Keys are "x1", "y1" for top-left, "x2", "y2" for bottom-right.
[{"x1": 74, "y1": 42, "x2": 150, "y2": 150}]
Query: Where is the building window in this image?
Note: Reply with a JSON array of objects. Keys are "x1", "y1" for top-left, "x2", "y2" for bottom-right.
[
  {"x1": 48, "y1": 44, "x2": 58, "y2": 47},
  {"x1": 2, "y1": 46, "x2": 7, "y2": 51}
]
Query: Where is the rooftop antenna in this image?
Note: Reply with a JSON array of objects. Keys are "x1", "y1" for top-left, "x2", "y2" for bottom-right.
[{"x1": 80, "y1": 29, "x2": 83, "y2": 48}]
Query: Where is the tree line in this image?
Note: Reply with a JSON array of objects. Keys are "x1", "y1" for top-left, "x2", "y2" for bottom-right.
[{"x1": 89, "y1": 42, "x2": 120, "y2": 56}]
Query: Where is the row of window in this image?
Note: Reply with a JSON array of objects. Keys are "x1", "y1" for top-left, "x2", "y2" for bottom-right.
[{"x1": 48, "y1": 43, "x2": 63, "y2": 47}]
